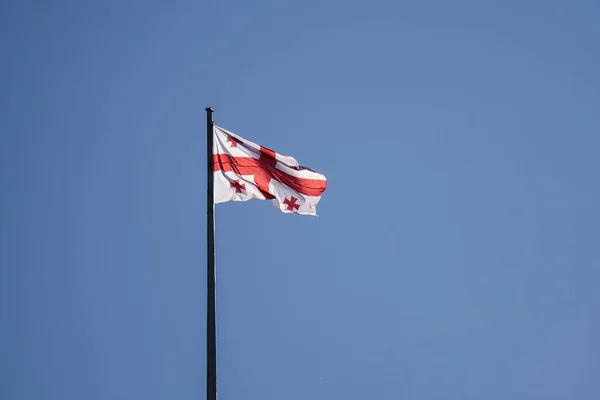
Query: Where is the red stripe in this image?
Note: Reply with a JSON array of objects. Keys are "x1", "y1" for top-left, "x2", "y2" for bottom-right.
[
  {"x1": 259, "y1": 146, "x2": 277, "y2": 159},
  {"x1": 213, "y1": 153, "x2": 326, "y2": 197}
]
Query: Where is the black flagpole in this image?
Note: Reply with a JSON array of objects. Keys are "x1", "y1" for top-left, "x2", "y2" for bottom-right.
[{"x1": 206, "y1": 107, "x2": 217, "y2": 400}]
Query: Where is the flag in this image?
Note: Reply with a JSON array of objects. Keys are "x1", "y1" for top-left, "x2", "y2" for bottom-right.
[{"x1": 212, "y1": 125, "x2": 327, "y2": 215}]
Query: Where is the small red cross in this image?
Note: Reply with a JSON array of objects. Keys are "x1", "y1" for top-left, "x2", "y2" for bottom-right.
[
  {"x1": 229, "y1": 179, "x2": 246, "y2": 193},
  {"x1": 226, "y1": 136, "x2": 241, "y2": 148},
  {"x1": 283, "y1": 196, "x2": 300, "y2": 211}
]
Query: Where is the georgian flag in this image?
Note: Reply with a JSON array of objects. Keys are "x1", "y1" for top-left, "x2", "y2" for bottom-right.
[{"x1": 213, "y1": 125, "x2": 327, "y2": 216}]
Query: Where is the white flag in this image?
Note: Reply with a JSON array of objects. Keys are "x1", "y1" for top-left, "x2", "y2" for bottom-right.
[{"x1": 212, "y1": 125, "x2": 327, "y2": 216}]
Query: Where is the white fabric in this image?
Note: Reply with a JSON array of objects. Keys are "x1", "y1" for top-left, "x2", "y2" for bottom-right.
[{"x1": 213, "y1": 125, "x2": 327, "y2": 216}]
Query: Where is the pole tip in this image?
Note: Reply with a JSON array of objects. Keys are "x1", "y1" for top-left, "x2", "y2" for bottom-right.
[{"x1": 205, "y1": 107, "x2": 214, "y2": 112}]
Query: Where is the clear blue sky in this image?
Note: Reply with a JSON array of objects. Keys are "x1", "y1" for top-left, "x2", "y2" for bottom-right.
[{"x1": 1, "y1": 0, "x2": 599, "y2": 399}]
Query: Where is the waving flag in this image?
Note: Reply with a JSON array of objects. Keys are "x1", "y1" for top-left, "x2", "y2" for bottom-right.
[{"x1": 212, "y1": 125, "x2": 327, "y2": 215}]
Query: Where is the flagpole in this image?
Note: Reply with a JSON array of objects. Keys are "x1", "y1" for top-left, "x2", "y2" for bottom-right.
[{"x1": 206, "y1": 107, "x2": 217, "y2": 400}]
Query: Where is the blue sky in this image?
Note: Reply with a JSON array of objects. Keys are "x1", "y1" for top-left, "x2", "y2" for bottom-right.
[{"x1": 1, "y1": 0, "x2": 599, "y2": 399}]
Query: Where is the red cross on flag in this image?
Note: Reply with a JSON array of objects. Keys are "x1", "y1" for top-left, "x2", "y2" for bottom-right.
[{"x1": 213, "y1": 125, "x2": 327, "y2": 215}]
